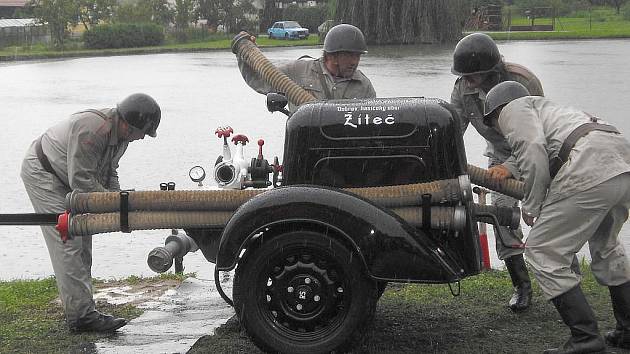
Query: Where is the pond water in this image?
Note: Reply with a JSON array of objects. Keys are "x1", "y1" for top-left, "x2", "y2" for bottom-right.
[{"x1": 1, "y1": 39, "x2": 629, "y2": 281}]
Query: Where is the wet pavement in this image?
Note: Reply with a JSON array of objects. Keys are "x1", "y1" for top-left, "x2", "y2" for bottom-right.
[{"x1": 93, "y1": 276, "x2": 234, "y2": 353}]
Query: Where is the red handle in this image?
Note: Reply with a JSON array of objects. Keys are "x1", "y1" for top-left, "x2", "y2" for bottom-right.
[
  {"x1": 257, "y1": 139, "x2": 264, "y2": 159},
  {"x1": 56, "y1": 211, "x2": 69, "y2": 243},
  {"x1": 232, "y1": 134, "x2": 249, "y2": 145},
  {"x1": 215, "y1": 126, "x2": 233, "y2": 138}
]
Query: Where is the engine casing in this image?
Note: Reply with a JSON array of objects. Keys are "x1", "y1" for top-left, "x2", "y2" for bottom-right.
[{"x1": 283, "y1": 97, "x2": 468, "y2": 187}]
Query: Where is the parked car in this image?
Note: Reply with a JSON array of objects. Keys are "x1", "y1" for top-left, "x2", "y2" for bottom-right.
[{"x1": 267, "y1": 21, "x2": 309, "y2": 40}]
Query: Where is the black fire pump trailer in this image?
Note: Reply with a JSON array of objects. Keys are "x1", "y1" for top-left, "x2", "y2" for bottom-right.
[{"x1": 2, "y1": 96, "x2": 526, "y2": 354}]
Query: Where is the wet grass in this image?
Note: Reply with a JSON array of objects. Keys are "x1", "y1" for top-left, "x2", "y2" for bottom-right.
[
  {"x1": 487, "y1": 7, "x2": 630, "y2": 40},
  {"x1": 0, "y1": 35, "x2": 320, "y2": 62},
  {"x1": 0, "y1": 273, "x2": 185, "y2": 353},
  {"x1": 189, "y1": 263, "x2": 630, "y2": 353},
  {"x1": 3, "y1": 266, "x2": 630, "y2": 353}
]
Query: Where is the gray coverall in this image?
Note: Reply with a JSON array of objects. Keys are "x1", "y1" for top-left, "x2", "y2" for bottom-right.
[
  {"x1": 20, "y1": 109, "x2": 128, "y2": 324},
  {"x1": 237, "y1": 55, "x2": 376, "y2": 112},
  {"x1": 498, "y1": 96, "x2": 630, "y2": 299},
  {"x1": 450, "y1": 62, "x2": 544, "y2": 259}
]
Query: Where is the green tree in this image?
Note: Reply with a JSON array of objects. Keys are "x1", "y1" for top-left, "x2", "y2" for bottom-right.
[
  {"x1": 114, "y1": 0, "x2": 153, "y2": 23},
  {"x1": 610, "y1": 0, "x2": 628, "y2": 13},
  {"x1": 174, "y1": 0, "x2": 195, "y2": 29},
  {"x1": 220, "y1": 0, "x2": 257, "y2": 33},
  {"x1": 149, "y1": 0, "x2": 175, "y2": 25},
  {"x1": 113, "y1": 0, "x2": 173, "y2": 25},
  {"x1": 195, "y1": 0, "x2": 257, "y2": 33},
  {"x1": 196, "y1": 0, "x2": 221, "y2": 29},
  {"x1": 259, "y1": 0, "x2": 282, "y2": 32},
  {"x1": 77, "y1": 0, "x2": 116, "y2": 30},
  {"x1": 282, "y1": 3, "x2": 327, "y2": 32},
  {"x1": 29, "y1": 0, "x2": 79, "y2": 48},
  {"x1": 335, "y1": 0, "x2": 467, "y2": 44}
]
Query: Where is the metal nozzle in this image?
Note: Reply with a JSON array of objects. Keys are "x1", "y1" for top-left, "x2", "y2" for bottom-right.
[{"x1": 147, "y1": 233, "x2": 199, "y2": 273}]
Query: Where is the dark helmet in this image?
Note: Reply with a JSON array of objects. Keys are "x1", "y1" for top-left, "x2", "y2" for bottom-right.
[
  {"x1": 117, "y1": 93, "x2": 161, "y2": 138},
  {"x1": 483, "y1": 81, "x2": 530, "y2": 120},
  {"x1": 323, "y1": 24, "x2": 367, "y2": 54},
  {"x1": 451, "y1": 33, "x2": 501, "y2": 76}
]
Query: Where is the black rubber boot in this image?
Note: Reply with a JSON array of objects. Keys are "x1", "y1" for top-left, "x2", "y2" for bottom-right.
[
  {"x1": 504, "y1": 254, "x2": 532, "y2": 312},
  {"x1": 606, "y1": 281, "x2": 630, "y2": 349},
  {"x1": 544, "y1": 285, "x2": 605, "y2": 354},
  {"x1": 69, "y1": 312, "x2": 128, "y2": 333}
]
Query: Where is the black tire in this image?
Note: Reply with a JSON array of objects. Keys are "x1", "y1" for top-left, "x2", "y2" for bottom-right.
[
  {"x1": 284, "y1": 32, "x2": 289, "y2": 39},
  {"x1": 268, "y1": 32, "x2": 274, "y2": 39},
  {"x1": 233, "y1": 231, "x2": 376, "y2": 354}
]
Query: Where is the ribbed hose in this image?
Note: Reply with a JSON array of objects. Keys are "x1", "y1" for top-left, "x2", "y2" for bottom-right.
[
  {"x1": 67, "y1": 203, "x2": 519, "y2": 237},
  {"x1": 466, "y1": 164, "x2": 525, "y2": 200},
  {"x1": 66, "y1": 189, "x2": 263, "y2": 214},
  {"x1": 69, "y1": 207, "x2": 465, "y2": 237},
  {"x1": 232, "y1": 33, "x2": 317, "y2": 107},
  {"x1": 349, "y1": 176, "x2": 470, "y2": 208},
  {"x1": 69, "y1": 211, "x2": 233, "y2": 237},
  {"x1": 66, "y1": 178, "x2": 469, "y2": 214}
]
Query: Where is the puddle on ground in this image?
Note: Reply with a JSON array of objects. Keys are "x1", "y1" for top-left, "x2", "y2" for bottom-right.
[{"x1": 88, "y1": 276, "x2": 235, "y2": 353}]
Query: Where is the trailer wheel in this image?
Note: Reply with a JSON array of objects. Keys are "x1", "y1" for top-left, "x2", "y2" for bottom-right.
[{"x1": 233, "y1": 231, "x2": 376, "y2": 354}]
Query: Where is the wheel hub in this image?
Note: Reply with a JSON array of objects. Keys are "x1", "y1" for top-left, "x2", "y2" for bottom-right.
[
  {"x1": 286, "y1": 275, "x2": 322, "y2": 313},
  {"x1": 265, "y1": 256, "x2": 346, "y2": 331}
]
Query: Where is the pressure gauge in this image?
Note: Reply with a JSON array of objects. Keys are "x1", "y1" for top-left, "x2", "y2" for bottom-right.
[{"x1": 189, "y1": 165, "x2": 206, "y2": 183}]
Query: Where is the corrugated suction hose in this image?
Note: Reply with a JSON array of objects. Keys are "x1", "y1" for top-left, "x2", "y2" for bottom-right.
[
  {"x1": 67, "y1": 203, "x2": 520, "y2": 237},
  {"x1": 466, "y1": 164, "x2": 525, "y2": 200},
  {"x1": 69, "y1": 206, "x2": 467, "y2": 237},
  {"x1": 65, "y1": 177, "x2": 471, "y2": 214},
  {"x1": 69, "y1": 211, "x2": 233, "y2": 236},
  {"x1": 232, "y1": 33, "x2": 317, "y2": 107}
]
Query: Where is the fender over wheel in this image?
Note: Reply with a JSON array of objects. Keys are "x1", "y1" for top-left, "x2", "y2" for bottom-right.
[{"x1": 233, "y1": 230, "x2": 377, "y2": 354}]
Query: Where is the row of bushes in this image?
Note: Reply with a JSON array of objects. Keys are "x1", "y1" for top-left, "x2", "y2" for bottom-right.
[{"x1": 83, "y1": 23, "x2": 164, "y2": 49}]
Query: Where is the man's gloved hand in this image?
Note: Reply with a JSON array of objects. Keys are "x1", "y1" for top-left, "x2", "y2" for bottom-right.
[
  {"x1": 246, "y1": 31, "x2": 257, "y2": 44},
  {"x1": 231, "y1": 31, "x2": 257, "y2": 54},
  {"x1": 521, "y1": 210, "x2": 536, "y2": 227},
  {"x1": 488, "y1": 165, "x2": 513, "y2": 180}
]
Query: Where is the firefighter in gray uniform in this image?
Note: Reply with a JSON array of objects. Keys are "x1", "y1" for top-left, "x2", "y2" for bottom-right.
[
  {"x1": 450, "y1": 32, "x2": 543, "y2": 312},
  {"x1": 484, "y1": 81, "x2": 630, "y2": 354},
  {"x1": 20, "y1": 93, "x2": 161, "y2": 333},
  {"x1": 234, "y1": 23, "x2": 376, "y2": 112}
]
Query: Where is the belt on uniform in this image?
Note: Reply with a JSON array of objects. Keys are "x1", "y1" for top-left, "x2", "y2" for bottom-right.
[
  {"x1": 35, "y1": 137, "x2": 70, "y2": 189},
  {"x1": 549, "y1": 122, "x2": 619, "y2": 179}
]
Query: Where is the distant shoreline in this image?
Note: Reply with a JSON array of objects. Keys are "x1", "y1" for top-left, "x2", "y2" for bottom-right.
[
  {"x1": 0, "y1": 36, "x2": 321, "y2": 62},
  {"x1": 1, "y1": 33, "x2": 629, "y2": 62}
]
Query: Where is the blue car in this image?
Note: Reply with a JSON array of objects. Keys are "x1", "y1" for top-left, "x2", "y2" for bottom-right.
[{"x1": 268, "y1": 21, "x2": 310, "y2": 40}]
